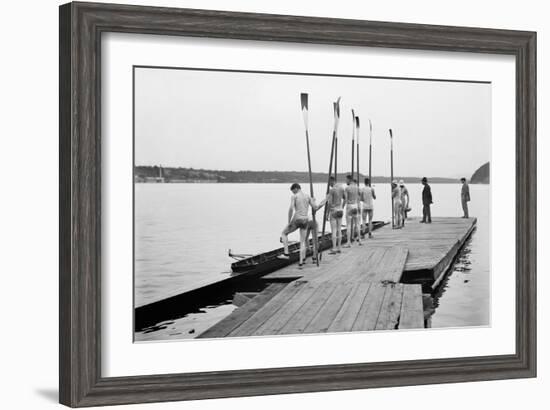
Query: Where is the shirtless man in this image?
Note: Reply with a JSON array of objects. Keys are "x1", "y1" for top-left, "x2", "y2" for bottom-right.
[
  {"x1": 326, "y1": 176, "x2": 345, "y2": 253},
  {"x1": 391, "y1": 180, "x2": 403, "y2": 229},
  {"x1": 280, "y1": 183, "x2": 325, "y2": 267},
  {"x1": 360, "y1": 178, "x2": 376, "y2": 238},
  {"x1": 344, "y1": 174, "x2": 361, "y2": 246}
]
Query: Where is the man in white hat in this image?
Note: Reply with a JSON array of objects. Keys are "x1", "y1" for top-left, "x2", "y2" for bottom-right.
[
  {"x1": 391, "y1": 180, "x2": 403, "y2": 229},
  {"x1": 344, "y1": 174, "x2": 361, "y2": 246},
  {"x1": 360, "y1": 177, "x2": 376, "y2": 238},
  {"x1": 399, "y1": 180, "x2": 410, "y2": 225}
]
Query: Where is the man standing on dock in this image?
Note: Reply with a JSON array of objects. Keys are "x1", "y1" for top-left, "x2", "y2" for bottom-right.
[
  {"x1": 344, "y1": 174, "x2": 361, "y2": 246},
  {"x1": 399, "y1": 180, "x2": 410, "y2": 222},
  {"x1": 279, "y1": 183, "x2": 325, "y2": 268},
  {"x1": 460, "y1": 177, "x2": 471, "y2": 218},
  {"x1": 420, "y1": 177, "x2": 433, "y2": 223},
  {"x1": 326, "y1": 176, "x2": 345, "y2": 253},
  {"x1": 360, "y1": 177, "x2": 376, "y2": 238},
  {"x1": 391, "y1": 180, "x2": 403, "y2": 229}
]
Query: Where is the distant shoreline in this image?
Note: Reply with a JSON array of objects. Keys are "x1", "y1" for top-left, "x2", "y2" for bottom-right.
[{"x1": 135, "y1": 165, "x2": 488, "y2": 184}]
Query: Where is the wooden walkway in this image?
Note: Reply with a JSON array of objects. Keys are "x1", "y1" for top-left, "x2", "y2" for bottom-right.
[
  {"x1": 198, "y1": 217, "x2": 475, "y2": 339},
  {"x1": 263, "y1": 217, "x2": 477, "y2": 286}
]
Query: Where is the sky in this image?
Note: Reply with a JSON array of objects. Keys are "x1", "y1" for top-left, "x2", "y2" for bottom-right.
[{"x1": 134, "y1": 67, "x2": 491, "y2": 178}]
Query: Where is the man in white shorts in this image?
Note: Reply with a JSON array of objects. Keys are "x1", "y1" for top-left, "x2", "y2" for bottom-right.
[
  {"x1": 344, "y1": 174, "x2": 361, "y2": 246},
  {"x1": 326, "y1": 176, "x2": 345, "y2": 253},
  {"x1": 392, "y1": 179, "x2": 403, "y2": 229},
  {"x1": 399, "y1": 179, "x2": 409, "y2": 226},
  {"x1": 360, "y1": 177, "x2": 376, "y2": 238}
]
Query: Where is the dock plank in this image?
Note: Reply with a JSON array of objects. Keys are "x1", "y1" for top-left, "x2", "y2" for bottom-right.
[
  {"x1": 327, "y1": 282, "x2": 372, "y2": 333},
  {"x1": 253, "y1": 283, "x2": 320, "y2": 336},
  {"x1": 304, "y1": 283, "x2": 355, "y2": 333},
  {"x1": 399, "y1": 284, "x2": 424, "y2": 329},
  {"x1": 277, "y1": 283, "x2": 336, "y2": 335},
  {"x1": 228, "y1": 281, "x2": 307, "y2": 337},
  {"x1": 359, "y1": 247, "x2": 409, "y2": 283},
  {"x1": 352, "y1": 283, "x2": 387, "y2": 331},
  {"x1": 375, "y1": 284, "x2": 405, "y2": 330},
  {"x1": 347, "y1": 247, "x2": 388, "y2": 283},
  {"x1": 197, "y1": 283, "x2": 287, "y2": 338}
]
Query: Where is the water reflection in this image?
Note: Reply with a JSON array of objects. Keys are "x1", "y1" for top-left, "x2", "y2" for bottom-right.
[
  {"x1": 423, "y1": 240, "x2": 471, "y2": 326},
  {"x1": 424, "y1": 230, "x2": 489, "y2": 328}
]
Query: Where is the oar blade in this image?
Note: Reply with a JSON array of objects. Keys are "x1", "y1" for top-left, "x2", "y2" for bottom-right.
[
  {"x1": 333, "y1": 98, "x2": 341, "y2": 130},
  {"x1": 300, "y1": 93, "x2": 309, "y2": 128},
  {"x1": 333, "y1": 97, "x2": 341, "y2": 121},
  {"x1": 351, "y1": 109, "x2": 356, "y2": 140}
]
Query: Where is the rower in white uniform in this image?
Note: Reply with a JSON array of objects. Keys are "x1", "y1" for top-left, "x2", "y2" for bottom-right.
[
  {"x1": 360, "y1": 177, "x2": 376, "y2": 238},
  {"x1": 344, "y1": 174, "x2": 361, "y2": 246}
]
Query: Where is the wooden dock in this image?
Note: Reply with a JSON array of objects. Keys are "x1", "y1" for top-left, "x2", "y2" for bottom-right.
[
  {"x1": 199, "y1": 217, "x2": 476, "y2": 339},
  {"x1": 262, "y1": 217, "x2": 477, "y2": 287}
]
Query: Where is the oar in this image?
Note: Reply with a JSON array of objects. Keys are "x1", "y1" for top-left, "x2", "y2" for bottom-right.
[
  {"x1": 356, "y1": 116, "x2": 360, "y2": 188},
  {"x1": 355, "y1": 116, "x2": 360, "y2": 237},
  {"x1": 368, "y1": 119, "x2": 373, "y2": 186},
  {"x1": 300, "y1": 93, "x2": 319, "y2": 266},
  {"x1": 320, "y1": 97, "x2": 341, "y2": 260},
  {"x1": 351, "y1": 110, "x2": 355, "y2": 181},
  {"x1": 389, "y1": 128, "x2": 394, "y2": 228},
  {"x1": 334, "y1": 113, "x2": 338, "y2": 183}
]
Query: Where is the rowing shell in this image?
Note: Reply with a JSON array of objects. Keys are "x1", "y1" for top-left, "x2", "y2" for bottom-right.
[{"x1": 230, "y1": 221, "x2": 387, "y2": 274}]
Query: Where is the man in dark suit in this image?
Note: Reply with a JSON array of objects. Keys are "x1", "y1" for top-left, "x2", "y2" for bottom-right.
[
  {"x1": 460, "y1": 177, "x2": 471, "y2": 218},
  {"x1": 420, "y1": 177, "x2": 433, "y2": 223}
]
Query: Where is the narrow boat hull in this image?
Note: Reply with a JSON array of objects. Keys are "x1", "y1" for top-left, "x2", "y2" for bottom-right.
[{"x1": 230, "y1": 221, "x2": 387, "y2": 274}]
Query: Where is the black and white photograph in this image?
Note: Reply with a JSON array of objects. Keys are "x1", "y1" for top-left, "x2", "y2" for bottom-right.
[{"x1": 133, "y1": 66, "x2": 491, "y2": 341}]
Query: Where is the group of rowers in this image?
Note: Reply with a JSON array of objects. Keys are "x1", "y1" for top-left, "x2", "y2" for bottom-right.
[
  {"x1": 280, "y1": 175, "x2": 411, "y2": 268},
  {"x1": 278, "y1": 176, "x2": 471, "y2": 268}
]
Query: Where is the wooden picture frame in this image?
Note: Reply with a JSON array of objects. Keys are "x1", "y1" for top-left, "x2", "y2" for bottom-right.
[{"x1": 59, "y1": 1, "x2": 536, "y2": 407}]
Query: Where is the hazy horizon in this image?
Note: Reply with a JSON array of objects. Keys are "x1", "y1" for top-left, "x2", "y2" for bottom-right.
[
  {"x1": 135, "y1": 67, "x2": 491, "y2": 179},
  {"x1": 134, "y1": 163, "x2": 487, "y2": 180}
]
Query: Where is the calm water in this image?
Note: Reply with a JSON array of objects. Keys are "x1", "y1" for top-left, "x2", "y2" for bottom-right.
[{"x1": 134, "y1": 183, "x2": 490, "y2": 340}]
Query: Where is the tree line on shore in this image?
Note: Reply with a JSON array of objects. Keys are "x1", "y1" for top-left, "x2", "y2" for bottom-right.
[{"x1": 135, "y1": 165, "x2": 490, "y2": 184}]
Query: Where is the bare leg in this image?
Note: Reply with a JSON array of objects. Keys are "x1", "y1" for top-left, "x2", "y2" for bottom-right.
[
  {"x1": 336, "y1": 217, "x2": 343, "y2": 251},
  {"x1": 368, "y1": 210, "x2": 373, "y2": 237},
  {"x1": 299, "y1": 227, "x2": 308, "y2": 264},
  {"x1": 354, "y1": 215, "x2": 361, "y2": 244},
  {"x1": 394, "y1": 205, "x2": 402, "y2": 228},
  {"x1": 304, "y1": 225, "x2": 312, "y2": 254},
  {"x1": 345, "y1": 211, "x2": 352, "y2": 246},
  {"x1": 281, "y1": 231, "x2": 290, "y2": 255},
  {"x1": 330, "y1": 217, "x2": 338, "y2": 251},
  {"x1": 310, "y1": 220, "x2": 318, "y2": 263}
]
